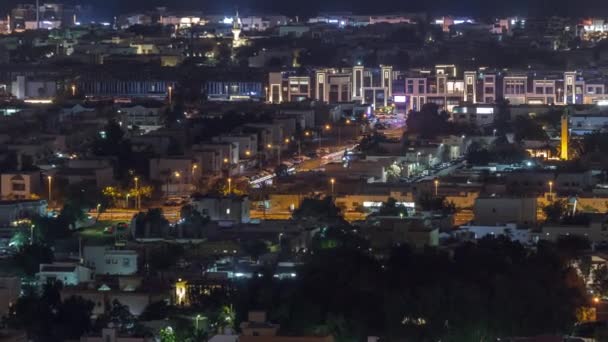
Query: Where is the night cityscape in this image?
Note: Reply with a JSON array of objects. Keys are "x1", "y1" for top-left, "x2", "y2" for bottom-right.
[{"x1": 2, "y1": 1, "x2": 608, "y2": 341}]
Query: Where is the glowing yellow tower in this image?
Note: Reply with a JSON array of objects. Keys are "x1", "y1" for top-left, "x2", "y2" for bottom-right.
[{"x1": 560, "y1": 109, "x2": 569, "y2": 160}]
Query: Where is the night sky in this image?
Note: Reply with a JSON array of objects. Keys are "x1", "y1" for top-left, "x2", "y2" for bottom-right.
[{"x1": 2, "y1": 0, "x2": 608, "y2": 20}]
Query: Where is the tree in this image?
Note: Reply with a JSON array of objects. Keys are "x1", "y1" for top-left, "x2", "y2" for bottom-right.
[
  {"x1": 593, "y1": 265, "x2": 608, "y2": 297},
  {"x1": 275, "y1": 164, "x2": 289, "y2": 178},
  {"x1": 159, "y1": 326, "x2": 177, "y2": 342},
  {"x1": 241, "y1": 240, "x2": 269, "y2": 261},
  {"x1": 512, "y1": 116, "x2": 548, "y2": 141},
  {"x1": 417, "y1": 193, "x2": 456, "y2": 214},
  {"x1": 133, "y1": 208, "x2": 169, "y2": 239},
  {"x1": 376, "y1": 197, "x2": 408, "y2": 217},
  {"x1": 147, "y1": 244, "x2": 185, "y2": 271},
  {"x1": 13, "y1": 243, "x2": 54, "y2": 276},
  {"x1": 178, "y1": 205, "x2": 209, "y2": 238},
  {"x1": 292, "y1": 196, "x2": 343, "y2": 226},
  {"x1": 97, "y1": 300, "x2": 136, "y2": 333},
  {"x1": 405, "y1": 103, "x2": 451, "y2": 139},
  {"x1": 140, "y1": 300, "x2": 170, "y2": 321},
  {"x1": 543, "y1": 199, "x2": 568, "y2": 223},
  {"x1": 55, "y1": 296, "x2": 95, "y2": 339}
]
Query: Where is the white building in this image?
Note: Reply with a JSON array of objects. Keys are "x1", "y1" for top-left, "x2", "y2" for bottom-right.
[
  {"x1": 119, "y1": 103, "x2": 164, "y2": 133},
  {"x1": 36, "y1": 262, "x2": 93, "y2": 286},
  {"x1": 190, "y1": 195, "x2": 250, "y2": 224},
  {"x1": 456, "y1": 223, "x2": 533, "y2": 244},
  {"x1": 213, "y1": 134, "x2": 258, "y2": 159},
  {"x1": 0, "y1": 199, "x2": 47, "y2": 226},
  {"x1": 83, "y1": 246, "x2": 138, "y2": 276},
  {"x1": 10, "y1": 75, "x2": 57, "y2": 100}
]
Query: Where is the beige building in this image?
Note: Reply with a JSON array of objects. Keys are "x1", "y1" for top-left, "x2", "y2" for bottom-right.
[
  {"x1": 539, "y1": 214, "x2": 608, "y2": 244},
  {"x1": 363, "y1": 216, "x2": 439, "y2": 250},
  {"x1": 473, "y1": 197, "x2": 538, "y2": 226},
  {"x1": 0, "y1": 171, "x2": 41, "y2": 200}
]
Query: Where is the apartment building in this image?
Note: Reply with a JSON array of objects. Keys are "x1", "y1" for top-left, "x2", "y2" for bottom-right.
[
  {"x1": 270, "y1": 65, "x2": 608, "y2": 111},
  {"x1": 314, "y1": 64, "x2": 393, "y2": 107}
]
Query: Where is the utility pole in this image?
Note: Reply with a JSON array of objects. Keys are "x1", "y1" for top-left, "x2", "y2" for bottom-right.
[{"x1": 36, "y1": 0, "x2": 40, "y2": 30}]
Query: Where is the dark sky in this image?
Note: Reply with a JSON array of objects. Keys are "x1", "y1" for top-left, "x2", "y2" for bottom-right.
[{"x1": 2, "y1": 0, "x2": 608, "y2": 20}]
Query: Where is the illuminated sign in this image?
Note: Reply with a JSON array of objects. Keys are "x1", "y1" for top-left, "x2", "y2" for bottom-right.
[
  {"x1": 597, "y1": 100, "x2": 608, "y2": 106},
  {"x1": 394, "y1": 95, "x2": 406, "y2": 103},
  {"x1": 476, "y1": 107, "x2": 494, "y2": 114}
]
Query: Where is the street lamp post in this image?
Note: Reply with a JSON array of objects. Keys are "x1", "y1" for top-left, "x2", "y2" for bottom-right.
[
  {"x1": 174, "y1": 171, "x2": 181, "y2": 196},
  {"x1": 228, "y1": 178, "x2": 232, "y2": 194},
  {"x1": 195, "y1": 314, "x2": 203, "y2": 331},
  {"x1": 134, "y1": 177, "x2": 140, "y2": 210},
  {"x1": 47, "y1": 176, "x2": 52, "y2": 206},
  {"x1": 71, "y1": 84, "x2": 76, "y2": 96},
  {"x1": 548, "y1": 180, "x2": 554, "y2": 199},
  {"x1": 330, "y1": 178, "x2": 335, "y2": 196},
  {"x1": 434, "y1": 179, "x2": 439, "y2": 197},
  {"x1": 324, "y1": 124, "x2": 331, "y2": 150},
  {"x1": 168, "y1": 85, "x2": 173, "y2": 104}
]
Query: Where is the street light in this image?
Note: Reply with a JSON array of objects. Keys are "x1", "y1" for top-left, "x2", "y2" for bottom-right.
[
  {"x1": 228, "y1": 178, "x2": 232, "y2": 194},
  {"x1": 548, "y1": 180, "x2": 554, "y2": 199},
  {"x1": 134, "y1": 177, "x2": 140, "y2": 210},
  {"x1": 195, "y1": 314, "x2": 204, "y2": 330},
  {"x1": 168, "y1": 85, "x2": 173, "y2": 104},
  {"x1": 434, "y1": 179, "x2": 439, "y2": 196},
  {"x1": 71, "y1": 84, "x2": 76, "y2": 96},
  {"x1": 30, "y1": 224, "x2": 35, "y2": 245},
  {"x1": 245, "y1": 150, "x2": 251, "y2": 157},
  {"x1": 47, "y1": 176, "x2": 52, "y2": 205},
  {"x1": 330, "y1": 178, "x2": 335, "y2": 196}
]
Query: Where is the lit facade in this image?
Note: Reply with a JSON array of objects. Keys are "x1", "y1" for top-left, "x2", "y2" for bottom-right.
[
  {"x1": 314, "y1": 65, "x2": 393, "y2": 107},
  {"x1": 269, "y1": 66, "x2": 608, "y2": 110}
]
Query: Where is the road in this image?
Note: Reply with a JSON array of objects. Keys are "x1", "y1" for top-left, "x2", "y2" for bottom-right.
[
  {"x1": 96, "y1": 207, "x2": 181, "y2": 223},
  {"x1": 250, "y1": 209, "x2": 367, "y2": 222}
]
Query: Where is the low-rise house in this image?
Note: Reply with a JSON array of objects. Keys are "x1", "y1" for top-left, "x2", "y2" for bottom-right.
[
  {"x1": 148, "y1": 157, "x2": 196, "y2": 196},
  {"x1": 0, "y1": 199, "x2": 47, "y2": 226},
  {"x1": 238, "y1": 311, "x2": 334, "y2": 342},
  {"x1": 80, "y1": 328, "x2": 153, "y2": 342},
  {"x1": 213, "y1": 134, "x2": 258, "y2": 159},
  {"x1": 456, "y1": 223, "x2": 533, "y2": 244},
  {"x1": 539, "y1": 213, "x2": 608, "y2": 244},
  {"x1": 56, "y1": 166, "x2": 114, "y2": 188},
  {"x1": 83, "y1": 246, "x2": 138, "y2": 276},
  {"x1": 473, "y1": 197, "x2": 538, "y2": 226},
  {"x1": 0, "y1": 171, "x2": 41, "y2": 200},
  {"x1": 190, "y1": 194, "x2": 251, "y2": 224},
  {"x1": 62, "y1": 280, "x2": 168, "y2": 317},
  {"x1": 362, "y1": 216, "x2": 440, "y2": 250},
  {"x1": 119, "y1": 102, "x2": 165, "y2": 133},
  {"x1": 36, "y1": 262, "x2": 93, "y2": 286}
]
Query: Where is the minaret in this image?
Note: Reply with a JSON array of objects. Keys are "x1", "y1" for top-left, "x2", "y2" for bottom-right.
[
  {"x1": 560, "y1": 108, "x2": 569, "y2": 160},
  {"x1": 232, "y1": 10, "x2": 242, "y2": 47}
]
